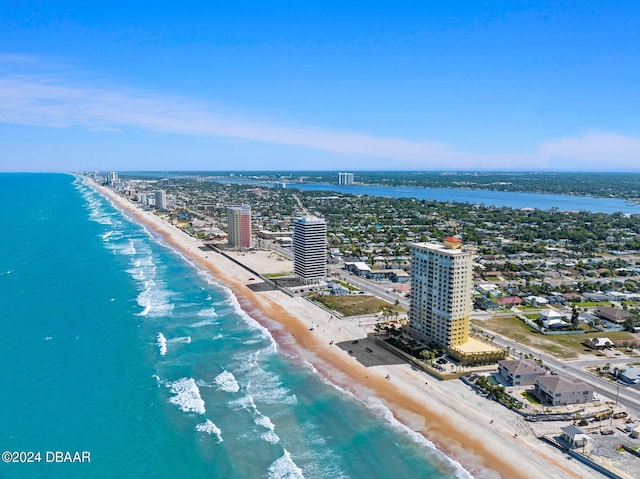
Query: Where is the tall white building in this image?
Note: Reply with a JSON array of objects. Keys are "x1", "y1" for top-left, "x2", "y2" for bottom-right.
[
  {"x1": 107, "y1": 171, "x2": 119, "y2": 184},
  {"x1": 408, "y1": 237, "x2": 473, "y2": 348},
  {"x1": 338, "y1": 172, "x2": 354, "y2": 185},
  {"x1": 155, "y1": 190, "x2": 167, "y2": 210},
  {"x1": 293, "y1": 217, "x2": 327, "y2": 284},
  {"x1": 226, "y1": 204, "x2": 252, "y2": 249}
]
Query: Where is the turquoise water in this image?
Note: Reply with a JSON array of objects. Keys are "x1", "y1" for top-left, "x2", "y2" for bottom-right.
[{"x1": 0, "y1": 173, "x2": 466, "y2": 478}]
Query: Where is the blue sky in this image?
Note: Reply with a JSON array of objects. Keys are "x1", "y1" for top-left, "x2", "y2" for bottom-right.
[{"x1": 1, "y1": 1, "x2": 639, "y2": 172}]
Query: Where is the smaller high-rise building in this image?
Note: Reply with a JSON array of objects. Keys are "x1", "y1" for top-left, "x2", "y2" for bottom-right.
[
  {"x1": 155, "y1": 190, "x2": 167, "y2": 210},
  {"x1": 293, "y1": 216, "x2": 327, "y2": 284},
  {"x1": 227, "y1": 204, "x2": 252, "y2": 249},
  {"x1": 107, "y1": 171, "x2": 119, "y2": 184},
  {"x1": 338, "y1": 172, "x2": 354, "y2": 185}
]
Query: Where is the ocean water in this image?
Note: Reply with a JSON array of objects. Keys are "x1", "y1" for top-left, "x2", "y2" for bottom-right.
[{"x1": 0, "y1": 173, "x2": 467, "y2": 479}]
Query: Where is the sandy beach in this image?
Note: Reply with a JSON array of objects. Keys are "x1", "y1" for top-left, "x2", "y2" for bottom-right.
[{"x1": 88, "y1": 179, "x2": 603, "y2": 479}]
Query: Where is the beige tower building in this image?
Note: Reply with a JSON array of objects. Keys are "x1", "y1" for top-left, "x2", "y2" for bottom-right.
[{"x1": 408, "y1": 237, "x2": 473, "y2": 348}]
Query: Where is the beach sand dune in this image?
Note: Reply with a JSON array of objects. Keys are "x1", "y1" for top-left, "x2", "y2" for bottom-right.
[{"x1": 90, "y1": 179, "x2": 603, "y2": 479}]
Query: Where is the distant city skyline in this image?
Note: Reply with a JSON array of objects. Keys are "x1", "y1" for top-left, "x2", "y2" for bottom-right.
[{"x1": 1, "y1": 2, "x2": 639, "y2": 172}]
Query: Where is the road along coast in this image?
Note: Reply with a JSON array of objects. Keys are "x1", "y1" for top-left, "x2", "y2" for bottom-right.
[{"x1": 86, "y1": 178, "x2": 600, "y2": 479}]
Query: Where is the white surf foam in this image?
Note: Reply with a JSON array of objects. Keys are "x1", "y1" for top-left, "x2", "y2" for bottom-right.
[
  {"x1": 196, "y1": 419, "x2": 223, "y2": 444},
  {"x1": 196, "y1": 307, "x2": 218, "y2": 317},
  {"x1": 136, "y1": 280, "x2": 174, "y2": 317},
  {"x1": 215, "y1": 370, "x2": 240, "y2": 393},
  {"x1": 167, "y1": 378, "x2": 205, "y2": 415},
  {"x1": 255, "y1": 414, "x2": 280, "y2": 444},
  {"x1": 190, "y1": 318, "x2": 218, "y2": 328},
  {"x1": 121, "y1": 239, "x2": 137, "y2": 255},
  {"x1": 267, "y1": 450, "x2": 304, "y2": 479},
  {"x1": 156, "y1": 333, "x2": 167, "y2": 356},
  {"x1": 243, "y1": 365, "x2": 297, "y2": 406},
  {"x1": 229, "y1": 393, "x2": 257, "y2": 411},
  {"x1": 211, "y1": 334, "x2": 223, "y2": 340},
  {"x1": 168, "y1": 336, "x2": 191, "y2": 344}
]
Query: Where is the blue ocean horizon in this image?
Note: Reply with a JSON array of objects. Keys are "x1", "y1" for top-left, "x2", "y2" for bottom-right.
[{"x1": 0, "y1": 173, "x2": 467, "y2": 478}]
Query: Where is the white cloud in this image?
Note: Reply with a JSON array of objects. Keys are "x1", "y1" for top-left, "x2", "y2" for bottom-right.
[
  {"x1": 1, "y1": 56, "x2": 639, "y2": 170},
  {"x1": 538, "y1": 132, "x2": 640, "y2": 168},
  {"x1": 0, "y1": 74, "x2": 454, "y2": 162}
]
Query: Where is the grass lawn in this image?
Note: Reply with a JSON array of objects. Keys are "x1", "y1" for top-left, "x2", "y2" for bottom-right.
[
  {"x1": 517, "y1": 305, "x2": 540, "y2": 311},
  {"x1": 574, "y1": 301, "x2": 613, "y2": 308},
  {"x1": 264, "y1": 273, "x2": 292, "y2": 278},
  {"x1": 521, "y1": 391, "x2": 541, "y2": 404},
  {"x1": 472, "y1": 315, "x2": 637, "y2": 359},
  {"x1": 309, "y1": 293, "x2": 405, "y2": 317}
]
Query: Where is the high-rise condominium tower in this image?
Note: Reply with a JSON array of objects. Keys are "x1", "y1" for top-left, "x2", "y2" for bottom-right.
[
  {"x1": 293, "y1": 216, "x2": 327, "y2": 284},
  {"x1": 337, "y1": 172, "x2": 354, "y2": 185},
  {"x1": 155, "y1": 190, "x2": 167, "y2": 211},
  {"x1": 226, "y1": 204, "x2": 252, "y2": 249},
  {"x1": 408, "y1": 237, "x2": 473, "y2": 348}
]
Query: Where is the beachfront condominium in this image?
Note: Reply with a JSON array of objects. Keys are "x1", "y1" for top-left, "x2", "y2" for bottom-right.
[
  {"x1": 226, "y1": 204, "x2": 252, "y2": 249},
  {"x1": 155, "y1": 190, "x2": 167, "y2": 211},
  {"x1": 107, "y1": 171, "x2": 119, "y2": 184},
  {"x1": 408, "y1": 237, "x2": 473, "y2": 348},
  {"x1": 338, "y1": 172, "x2": 354, "y2": 185},
  {"x1": 293, "y1": 216, "x2": 327, "y2": 284}
]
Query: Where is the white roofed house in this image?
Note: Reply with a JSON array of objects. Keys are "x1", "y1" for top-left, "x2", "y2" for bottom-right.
[
  {"x1": 561, "y1": 425, "x2": 588, "y2": 448},
  {"x1": 584, "y1": 337, "x2": 613, "y2": 349},
  {"x1": 537, "y1": 309, "x2": 569, "y2": 329},
  {"x1": 526, "y1": 295, "x2": 549, "y2": 307}
]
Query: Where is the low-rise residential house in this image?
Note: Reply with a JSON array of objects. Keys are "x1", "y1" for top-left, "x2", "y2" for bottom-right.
[
  {"x1": 578, "y1": 311, "x2": 599, "y2": 325},
  {"x1": 583, "y1": 292, "x2": 609, "y2": 302},
  {"x1": 388, "y1": 269, "x2": 410, "y2": 283},
  {"x1": 594, "y1": 306, "x2": 633, "y2": 324},
  {"x1": 561, "y1": 426, "x2": 588, "y2": 448},
  {"x1": 606, "y1": 291, "x2": 627, "y2": 301},
  {"x1": 526, "y1": 295, "x2": 549, "y2": 307},
  {"x1": 498, "y1": 359, "x2": 546, "y2": 386},
  {"x1": 620, "y1": 366, "x2": 640, "y2": 384},
  {"x1": 330, "y1": 284, "x2": 350, "y2": 296},
  {"x1": 475, "y1": 298, "x2": 499, "y2": 310},
  {"x1": 476, "y1": 283, "x2": 500, "y2": 296},
  {"x1": 344, "y1": 262, "x2": 372, "y2": 277},
  {"x1": 538, "y1": 309, "x2": 569, "y2": 329},
  {"x1": 543, "y1": 318, "x2": 570, "y2": 329},
  {"x1": 535, "y1": 376, "x2": 594, "y2": 406},
  {"x1": 496, "y1": 296, "x2": 522, "y2": 307},
  {"x1": 584, "y1": 337, "x2": 613, "y2": 349}
]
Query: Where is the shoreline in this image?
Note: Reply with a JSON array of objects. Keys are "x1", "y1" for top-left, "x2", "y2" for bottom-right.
[{"x1": 84, "y1": 178, "x2": 598, "y2": 479}]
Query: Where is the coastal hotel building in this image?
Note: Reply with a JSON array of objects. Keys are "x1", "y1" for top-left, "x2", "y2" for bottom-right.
[{"x1": 408, "y1": 237, "x2": 503, "y2": 363}]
